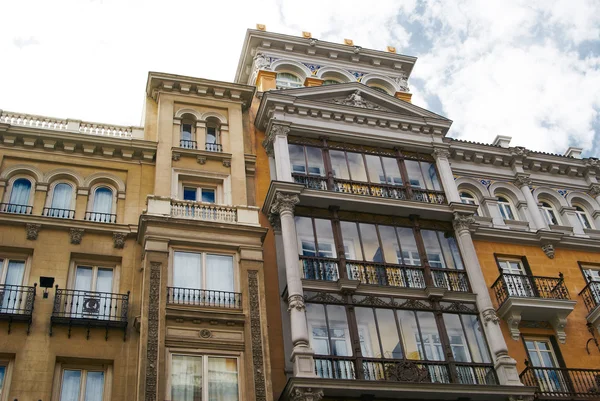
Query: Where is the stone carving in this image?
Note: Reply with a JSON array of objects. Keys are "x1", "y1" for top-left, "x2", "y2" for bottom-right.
[
  {"x1": 514, "y1": 174, "x2": 532, "y2": 187},
  {"x1": 262, "y1": 123, "x2": 290, "y2": 157},
  {"x1": 69, "y1": 228, "x2": 84, "y2": 245},
  {"x1": 145, "y1": 262, "x2": 161, "y2": 401},
  {"x1": 248, "y1": 271, "x2": 267, "y2": 401},
  {"x1": 197, "y1": 156, "x2": 206, "y2": 165},
  {"x1": 584, "y1": 158, "x2": 599, "y2": 168},
  {"x1": 433, "y1": 148, "x2": 450, "y2": 159},
  {"x1": 385, "y1": 360, "x2": 430, "y2": 382},
  {"x1": 309, "y1": 38, "x2": 317, "y2": 46},
  {"x1": 26, "y1": 223, "x2": 41, "y2": 240},
  {"x1": 199, "y1": 329, "x2": 212, "y2": 338},
  {"x1": 222, "y1": 159, "x2": 231, "y2": 167},
  {"x1": 333, "y1": 90, "x2": 381, "y2": 110},
  {"x1": 112, "y1": 232, "x2": 126, "y2": 249},
  {"x1": 511, "y1": 146, "x2": 529, "y2": 157},
  {"x1": 588, "y1": 184, "x2": 600, "y2": 197},
  {"x1": 268, "y1": 213, "x2": 281, "y2": 232},
  {"x1": 253, "y1": 53, "x2": 272, "y2": 71},
  {"x1": 453, "y1": 213, "x2": 476, "y2": 232},
  {"x1": 482, "y1": 309, "x2": 500, "y2": 326},
  {"x1": 172, "y1": 152, "x2": 180, "y2": 161},
  {"x1": 290, "y1": 388, "x2": 324, "y2": 401},
  {"x1": 287, "y1": 294, "x2": 305, "y2": 312},
  {"x1": 542, "y1": 244, "x2": 555, "y2": 259},
  {"x1": 393, "y1": 72, "x2": 409, "y2": 91},
  {"x1": 270, "y1": 192, "x2": 300, "y2": 215}
]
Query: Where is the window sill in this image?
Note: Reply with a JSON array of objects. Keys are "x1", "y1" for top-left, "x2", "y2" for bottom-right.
[
  {"x1": 503, "y1": 219, "x2": 530, "y2": 230},
  {"x1": 172, "y1": 146, "x2": 232, "y2": 167}
]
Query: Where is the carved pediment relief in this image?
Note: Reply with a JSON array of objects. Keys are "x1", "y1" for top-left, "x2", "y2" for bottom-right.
[{"x1": 326, "y1": 90, "x2": 392, "y2": 112}]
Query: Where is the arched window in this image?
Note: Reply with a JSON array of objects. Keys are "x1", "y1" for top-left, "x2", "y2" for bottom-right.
[
  {"x1": 460, "y1": 191, "x2": 480, "y2": 216},
  {"x1": 369, "y1": 85, "x2": 389, "y2": 94},
  {"x1": 6, "y1": 178, "x2": 32, "y2": 214},
  {"x1": 574, "y1": 205, "x2": 593, "y2": 229},
  {"x1": 497, "y1": 196, "x2": 516, "y2": 220},
  {"x1": 46, "y1": 183, "x2": 74, "y2": 218},
  {"x1": 180, "y1": 115, "x2": 196, "y2": 149},
  {"x1": 323, "y1": 79, "x2": 340, "y2": 86},
  {"x1": 87, "y1": 186, "x2": 115, "y2": 223},
  {"x1": 540, "y1": 202, "x2": 559, "y2": 225},
  {"x1": 205, "y1": 119, "x2": 222, "y2": 152},
  {"x1": 276, "y1": 72, "x2": 303, "y2": 89}
]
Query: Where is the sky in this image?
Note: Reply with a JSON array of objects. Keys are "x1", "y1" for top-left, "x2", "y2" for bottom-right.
[{"x1": 1, "y1": 0, "x2": 599, "y2": 156}]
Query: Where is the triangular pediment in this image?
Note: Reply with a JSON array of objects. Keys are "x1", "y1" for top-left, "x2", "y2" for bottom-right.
[{"x1": 267, "y1": 82, "x2": 449, "y2": 120}]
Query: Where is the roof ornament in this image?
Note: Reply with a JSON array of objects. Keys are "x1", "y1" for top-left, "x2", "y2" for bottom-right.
[
  {"x1": 253, "y1": 53, "x2": 271, "y2": 71},
  {"x1": 333, "y1": 90, "x2": 381, "y2": 110},
  {"x1": 394, "y1": 72, "x2": 409, "y2": 92}
]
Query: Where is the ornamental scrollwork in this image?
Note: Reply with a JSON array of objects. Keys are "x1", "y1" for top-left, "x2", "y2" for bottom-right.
[
  {"x1": 290, "y1": 388, "x2": 324, "y2": 401},
  {"x1": 513, "y1": 174, "x2": 532, "y2": 187},
  {"x1": 268, "y1": 213, "x2": 281, "y2": 232},
  {"x1": 288, "y1": 294, "x2": 306, "y2": 312},
  {"x1": 112, "y1": 232, "x2": 126, "y2": 249},
  {"x1": 452, "y1": 213, "x2": 476, "y2": 232},
  {"x1": 482, "y1": 309, "x2": 500, "y2": 326},
  {"x1": 385, "y1": 360, "x2": 430, "y2": 382},
  {"x1": 26, "y1": 223, "x2": 41, "y2": 240},
  {"x1": 270, "y1": 192, "x2": 300, "y2": 215},
  {"x1": 69, "y1": 228, "x2": 84, "y2": 245},
  {"x1": 253, "y1": 52, "x2": 272, "y2": 71},
  {"x1": 262, "y1": 123, "x2": 291, "y2": 156},
  {"x1": 248, "y1": 270, "x2": 267, "y2": 401},
  {"x1": 588, "y1": 184, "x2": 600, "y2": 197}
]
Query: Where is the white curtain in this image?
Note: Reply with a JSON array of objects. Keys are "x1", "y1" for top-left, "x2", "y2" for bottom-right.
[
  {"x1": 173, "y1": 252, "x2": 202, "y2": 304},
  {"x1": 96, "y1": 268, "x2": 114, "y2": 319},
  {"x1": 2, "y1": 260, "x2": 25, "y2": 311},
  {"x1": 60, "y1": 370, "x2": 82, "y2": 401},
  {"x1": 73, "y1": 266, "x2": 93, "y2": 317},
  {"x1": 84, "y1": 371, "x2": 104, "y2": 401},
  {"x1": 206, "y1": 255, "x2": 233, "y2": 292},
  {"x1": 93, "y1": 187, "x2": 113, "y2": 214},
  {"x1": 208, "y1": 357, "x2": 238, "y2": 401},
  {"x1": 8, "y1": 178, "x2": 31, "y2": 213},
  {"x1": 51, "y1": 183, "x2": 73, "y2": 211},
  {"x1": 171, "y1": 355, "x2": 203, "y2": 401}
]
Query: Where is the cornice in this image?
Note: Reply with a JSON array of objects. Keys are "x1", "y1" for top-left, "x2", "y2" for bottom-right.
[{"x1": 0, "y1": 213, "x2": 137, "y2": 235}]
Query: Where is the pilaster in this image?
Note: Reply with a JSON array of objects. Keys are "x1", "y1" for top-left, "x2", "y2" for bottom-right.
[
  {"x1": 256, "y1": 70, "x2": 277, "y2": 92},
  {"x1": 263, "y1": 122, "x2": 293, "y2": 182},
  {"x1": 515, "y1": 174, "x2": 547, "y2": 231},
  {"x1": 433, "y1": 147, "x2": 460, "y2": 203}
]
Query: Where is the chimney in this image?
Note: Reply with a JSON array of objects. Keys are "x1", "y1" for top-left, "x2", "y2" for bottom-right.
[
  {"x1": 565, "y1": 147, "x2": 583, "y2": 159},
  {"x1": 492, "y1": 135, "x2": 512, "y2": 148}
]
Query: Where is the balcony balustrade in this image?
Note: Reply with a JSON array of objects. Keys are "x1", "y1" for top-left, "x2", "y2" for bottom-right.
[
  {"x1": 520, "y1": 362, "x2": 600, "y2": 399},
  {"x1": 0, "y1": 283, "x2": 37, "y2": 333},
  {"x1": 166, "y1": 287, "x2": 242, "y2": 309},
  {"x1": 580, "y1": 281, "x2": 600, "y2": 314},
  {"x1": 493, "y1": 273, "x2": 570, "y2": 306},
  {"x1": 50, "y1": 286, "x2": 129, "y2": 340},
  {"x1": 0, "y1": 203, "x2": 32, "y2": 214},
  {"x1": 179, "y1": 139, "x2": 198, "y2": 149},
  {"x1": 42, "y1": 207, "x2": 75, "y2": 219},
  {"x1": 205, "y1": 143, "x2": 223, "y2": 152},
  {"x1": 84, "y1": 211, "x2": 117, "y2": 223}
]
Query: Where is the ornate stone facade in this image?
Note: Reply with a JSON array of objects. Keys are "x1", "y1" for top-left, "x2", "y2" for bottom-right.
[
  {"x1": 112, "y1": 232, "x2": 126, "y2": 249},
  {"x1": 248, "y1": 270, "x2": 267, "y2": 401},
  {"x1": 69, "y1": 228, "x2": 84, "y2": 245},
  {"x1": 145, "y1": 262, "x2": 161, "y2": 401},
  {"x1": 25, "y1": 223, "x2": 41, "y2": 240},
  {"x1": 270, "y1": 192, "x2": 299, "y2": 216}
]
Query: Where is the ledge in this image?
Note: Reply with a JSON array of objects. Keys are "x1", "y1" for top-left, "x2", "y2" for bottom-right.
[
  {"x1": 0, "y1": 212, "x2": 137, "y2": 236},
  {"x1": 171, "y1": 147, "x2": 232, "y2": 167},
  {"x1": 166, "y1": 305, "x2": 245, "y2": 326}
]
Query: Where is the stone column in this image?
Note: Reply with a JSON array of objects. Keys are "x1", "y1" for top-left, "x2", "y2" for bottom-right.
[
  {"x1": 453, "y1": 214, "x2": 522, "y2": 386},
  {"x1": 263, "y1": 123, "x2": 292, "y2": 182},
  {"x1": 433, "y1": 148, "x2": 461, "y2": 204},
  {"x1": 515, "y1": 174, "x2": 547, "y2": 230},
  {"x1": 270, "y1": 192, "x2": 316, "y2": 378}
]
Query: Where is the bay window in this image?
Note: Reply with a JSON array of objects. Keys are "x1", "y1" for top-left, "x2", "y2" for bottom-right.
[{"x1": 169, "y1": 354, "x2": 238, "y2": 401}]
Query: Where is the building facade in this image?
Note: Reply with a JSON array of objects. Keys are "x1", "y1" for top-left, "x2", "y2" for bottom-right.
[{"x1": 0, "y1": 72, "x2": 273, "y2": 401}]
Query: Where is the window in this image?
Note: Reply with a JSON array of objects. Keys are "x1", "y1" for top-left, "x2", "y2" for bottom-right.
[
  {"x1": 87, "y1": 186, "x2": 115, "y2": 223},
  {"x1": 581, "y1": 265, "x2": 600, "y2": 283},
  {"x1": 421, "y1": 230, "x2": 463, "y2": 270},
  {"x1": 182, "y1": 186, "x2": 216, "y2": 204},
  {"x1": 540, "y1": 202, "x2": 559, "y2": 225},
  {"x1": 497, "y1": 196, "x2": 516, "y2": 220},
  {"x1": 524, "y1": 338, "x2": 567, "y2": 393},
  {"x1": 306, "y1": 303, "x2": 352, "y2": 357},
  {"x1": 205, "y1": 119, "x2": 222, "y2": 152},
  {"x1": 180, "y1": 116, "x2": 196, "y2": 149},
  {"x1": 4, "y1": 178, "x2": 32, "y2": 214},
  {"x1": 59, "y1": 368, "x2": 105, "y2": 401},
  {"x1": 0, "y1": 360, "x2": 10, "y2": 401},
  {"x1": 276, "y1": 72, "x2": 303, "y2": 89},
  {"x1": 170, "y1": 354, "x2": 238, "y2": 401},
  {"x1": 322, "y1": 79, "x2": 340, "y2": 85},
  {"x1": 497, "y1": 257, "x2": 535, "y2": 297},
  {"x1": 0, "y1": 365, "x2": 4, "y2": 400},
  {"x1": 404, "y1": 160, "x2": 441, "y2": 191},
  {"x1": 71, "y1": 264, "x2": 115, "y2": 319},
  {"x1": 46, "y1": 183, "x2": 74, "y2": 218},
  {"x1": 0, "y1": 258, "x2": 25, "y2": 312},
  {"x1": 355, "y1": 307, "x2": 403, "y2": 359},
  {"x1": 460, "y1": 191, "x2": 480, "y2": 216},
  {"x1": 288, "y1": 144, "x2": 325, "y2": 176},
  {"x1": 574, "y1": 205, "x2": 593, "y2": 229}
]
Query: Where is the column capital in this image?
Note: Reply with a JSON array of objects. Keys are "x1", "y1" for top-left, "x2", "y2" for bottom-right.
[
  {"x1": 513, "y1": 173, "x2": 532, "y2": 187},
  {"x1": 432, "y1": 146, "x2": 451, "y2": 160},
  {"x1": 453, "y1": 213, "x2": 476, "y2": 232},
  {"x1": 482, "y1": 308, "x2": 501, "y2": 326},
  {"x1": 270, "y1": 192, "x2": 299, "y2": 215},
  {"x1": 262, "y1": 122, "x2": 291, "y2": 157}
]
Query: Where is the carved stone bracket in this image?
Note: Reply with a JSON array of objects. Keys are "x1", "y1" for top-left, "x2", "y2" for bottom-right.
[
  {"x1": 588, "y1": 184, "x2": 600, "y2": 197},
  {"x1": 506, "y1": 313, "x2": 522, "y2": 341},
  {"x1": 26, "y1": 223, "x2": 41, "y2": 240},
  {"x1": 270, "y1": 192, "x2": 300, "y2": 216},
  {"x1": 69, "y1": 228, "x2": 84, "y2": 245},
  {"x1": 172, "y1": 152, "x2": 181, "y2": 161},
  {"x1": 452, "y1": 212, "x2": 476, "y2": 232},
  {"x1": 513, "y1": 173, "x2": 532, "y2": 187},
  {"x1": 290, "y1": 388, "x2": 324, "y2": 401},
  {"x1": 112, "y1": 232, "x2": 126, "y2": 249},
  {"x1": 262, "y1": 123, "x2": 290, "y2": 157},
  {"x1": 248, "y1": 270, "x2": 267, "y2": 401},
  {"x1": 196, "y1": 156, "x2": 206, "y2": 165},
  {"x1": 542, "y1": 243, "x2": 555, "y2": 259},
  {"x1": 482, "y1": 308, "x2": 500, "y2": 326},
  {"x1": 222, "y1": 159, "x2": 231, "y2": 167},
  {"x1": 145, "y1": 262, "x2": 161, "y2": 401},
  {"x1": 287, "y1": 294, "x2": 306, "y2": 312}
]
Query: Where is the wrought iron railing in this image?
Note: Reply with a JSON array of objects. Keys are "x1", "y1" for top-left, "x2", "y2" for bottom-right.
[
  {"x1": 520, "y1": 363, "x2": 600, "y2": 398},
  {"x1": 411, "y1": 188, "x2": 447, "y2": 204},
  {"x1": 180, "y1": 139, "x2": 197, "y2": 149},
  {"x1": 0, "y1": 203, "x2": 32, "y2": 214},
  {"x1": 51, "y1": 287, "x2": 129, "y2": 323},
  {"x1": 206, "y1": 143, "x2": 223, "y2": 152},
  {"x1": 42, "y1": 207, "x2": 75, "y2": 219},
  {"x1": 292, "y1": 173, "x2": 328, "y2": 190},
  {"x1": 580, "y1": 281, "x2": 600, "y2": 314},
  {"x1": 0, "y1": 284, "x2": 37, "y2": 333},
  {"x1": 314, "y1": 357, "x2": 497, "y2": 385},
  {"x1": 346, "y1": 262, "x2": 426, "y2": 289},
  {"x1": 84, "y1": 211, "x2": 117, "y2": 223},
  {"x1": 167, "y1": 287, "x2": 242, "y2": 309},
  {"x1": 492, "y1": 273, "x2": 570, "y2": 306},
  {"x1": 299, "y1": 256, "x2": 340, "y2": 281},
  {"x1": 431, "y1": 268, "x2": 471, "y2": 292}
]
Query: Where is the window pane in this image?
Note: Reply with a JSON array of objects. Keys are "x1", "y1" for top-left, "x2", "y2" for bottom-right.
[
  {"x1": 437, "y1": 232, "x2": 461, "y2": 269},
  {"x1": 378, "y1": 225, "x2": 401, "y2": 264},
  {"x1": 181, "y1": 124, "x2": 193, "y2": 141},
  {"x1": 0, "y1": 366, "x2": 4, "y2": 395},
  {"x1": 201, "y1": 189, "x2": 215, "y2": 203},
  {"x1": 421, "y1": 230, "x2": 445, "y2": 268},
  {"x1": 405, "y1": 160, "x2": 425, "y2": 188},
  {"x1": 396, "y1": 310, "x2": 423, "y2": 360},
  {"x1": 376, "y1": 309, "x2": 402, "y2": 359},
  {"x1": 329, "y1": 150, "x2": 350, "y2": 179},
  {"x1": 171, "y1": 355, "x2": 203, "y2": 401},
  {"x1": 443, "y1": 314, "x2": 472, "y2": 362},
  {"x1": 84, "y1": 371, "x2": 104, "y2": 401},
  {"x1": 327, "y1": 305, "x2": 352, "y2": 357},
  {"x1": 381, "y1": 157, "x2": 402, "y2": 186},
  {"x1": 93, "y1": 187, "x2": 113, "y2": 214},
  {"x1": 306, "y1": 303, "x2": 330, "y2": 355},
  {"x1": 295, "y1": 217, "x2": 315, "y2": 256},
  {"x1": 346, "y1": 152, "x2": 368, "y2": 182},
  {"x1": 396, "y1": 227, "x2": 420, "y2": 266},
  {"x1": 306, "y1": 147, "x2": 325, "y2": 176},
  {"x1": 340, "y1": 221, "x2": 363, "y2": 260},
  {"x1": 355, "y1": 307, "x2": 380, "y2": 358},
  {"x1": 60, "y1": 370, "x2": 82, "y2": 401},
  {"x1": 96, "y1": 268, "x2": 114, "y2": 292},
  {"x1": 183, "y1": 187, "x2": 197, "y2": 201},
  {"x1": 9, "y1": 178, "x2": 31, "y2": 205},
  {"x1": 461, "y1": 315, "x2": 491, "y2": 363},
  {"x1": 206, "y1": 255, "x2": 233, "y2": 292},
  {"x1": 289, "y1": 144, "x2": 306, "y2": 174},
  {"x1": 359, "y1": 224, "x2": 382, "y2": 262},
  {"x1": 208, "y1": 357, "x2": 238, "y2": 401},
  {"x1": 417, "y1": 312, "x2": 444, "y2": 361},
  {"x1": 421, "y1": 162, "x2": 442, "y2": 190},
  {"x1": 206, "y1": 127, "x2": 217, "y2": 144},
  {"x1": 51, "y1": 183, "x2": 73, "y2": 210},
  {"x1": 173, "y1": 252, "x2": 202, "y2": 289},
  {"x1": 75, "y1": 266, "x2": 93, "y2": 291},
  {"x1": 315, "y1": 219, "x2": 336, "y2": 258},
  {"x1": 365, "y1": 155, "x2": 385, "y2": 184}
]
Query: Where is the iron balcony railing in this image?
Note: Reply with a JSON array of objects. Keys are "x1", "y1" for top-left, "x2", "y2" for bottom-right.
[
  {"x1": 291, "y1": 173, "x2": 447, "y2": 205},
  {"x1": 180, "y1": 139, "x2": 198, "y2": 149},
  {"x1": 205, "y1": 143, "x2": 223, "y2": 152},
  {"x1": 301, "y1": 255, "x2": 470, "y2": 292},
  {"x1": 50, "y1": 286, "x2": 129, "y2": 339},
  {"x1": 166, "y1": 287, "x2": 242, "y2": 309},
  {"x1": 84, "y1": 211, "x2": 117, "y2": 223},
  {"x1": 492, "y1": 273, "x2": 570, "y2": 306},
  {"x1": 42, "y1": 207, "x2": 75, "y2": 219},
  {"x1": 314, "y1": 357, "x2": 497, "y2": 385},
  {"x1": 0, "y1": 283, "x2": 37, "y2": 333},
  {"x1": 520, "y1": 362, "x2": 600, "y2": 398},
  {"x1": 0, "y1": 203, "x2": 33, "y2": 214},
  {"x1": 579, "y1": 281, "x2": 600, "y2": 314}
]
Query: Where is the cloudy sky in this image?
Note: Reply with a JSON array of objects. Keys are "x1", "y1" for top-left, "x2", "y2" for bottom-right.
[{"x1": 1, "y1": 0, "x2": 599, "y2": 156}]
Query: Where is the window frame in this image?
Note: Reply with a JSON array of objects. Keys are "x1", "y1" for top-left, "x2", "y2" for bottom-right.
[
  {"x1": 3, "y1": 175, "x2": 35, "y2": 210},
  {"x1": 86, "y1": 183, "x2": 117, "y2": 216},
  {"x1": 45, "y1": 180, "x2": 77, "y2": 216},
  {"x1": 540, "y1": 201, "x2": 560, "y2": 226},
  {"x1": 51, "y1": 361, "x2": 113, "y2": 401},
  {"x1": 497, "y1": 195, "x2": 517, "y2": 221},
  {"x1": 275, "y1": 72, "x2": 303, "y2": 89},
  {"x1": 574, "y1": 205, "x2": 593, "y2": 229},
  {"x1": 0, "y1": 252, "x2": 32, "y2": 286},
  {"x1": 68, "y1": 258, "x2": 120, "y2": 295},
  {"x1": 0, "y1": 357, "x2": 14, "y2": 401}
]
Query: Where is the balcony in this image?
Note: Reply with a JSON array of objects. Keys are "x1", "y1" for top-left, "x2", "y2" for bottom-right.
[
  {"x1": 300, "y1": 255, "x2": 470, "y2": 292},
  {"x1": 579, "y1": 281, "x2": 600, "y2": 333},
  {"x1": 0, "y1": 283, "x2": 37, "y2": 333},
  {"x1": 0, "y1": 203, "x2": 32, "y2": 215},
  {"x1": 167, "y1": 287, "x2": 241, "y2": 309},
  {"x1": 492, "y1": 273, "x2": 576, "y2": 341},
  {"x1": 84, "y1": 211, "x2": 117, "y2": 223},
  {"x1": 180, "y1": 139, "x2": 198, "y2": 149},
  {"x1": 42, "y1": 207, "x2": 75, "y2": 219},
  {"x1": 205, "y1": 143, "x2": 223, "y2": 152},
  {"x1": 50, "y1": 286, "x2": 129, "y2": 340},
  {"x1": 520, "y1": 363, "x2": 600, "y2": 399}
]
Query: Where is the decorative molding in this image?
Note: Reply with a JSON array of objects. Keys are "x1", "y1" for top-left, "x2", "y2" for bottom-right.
[
  {"x1": 26, "y1": 223, "x2": 41, "y2": 240},
  {"x1": 69, "y1": 228, "x2": 84, "y2": 245},
  {"x1": 482, "y1": 309, "x2": 500, "y2": 326},
  {"x1": 385, "y1": 360, "x2": 430, "y2": 382},
  {"x1": 112, "y1": 232, "x2": 126, "y2": 249},
  {"x1": 248, "y1": 270, "x2": 267, "y2": 401},
  {"x1": 268, "y1": 213, "x2": 281, "y2": 232},
  {"x1": 513, "y1": 174, "x2": 532, "y2": 187},
  {"x1": 589, "y1": 184, "x2": 600, "y2": 197},
  {"x1": 270, "y1": 192, "x2": 300, "y2": 215},
  {"x1": 222, "y1": 159, "x2": 231, "y2": 168},
  {"x1": 453, "y1": 213, "x2": 476, "y2": 232},
  {"x1": 432, "y1": 148, "x2": 451, "y2": 159},
  {"x1": 288, "y1": 294, "x2": 306, "y2": 312},
  {"x1": 145, "y1": 262, "x2": 161, "y2": 401},
  {"x1": 262, "y1": 123, "x2": 290, "y2": 157},
  {"x1": 196, "y1": 156, "x2": 206, "y2": 165},
  {"x1": 331, "y1": 90, "x2": 384, "y2": 110},
  {"x1": 290, "y1": 388, "x2": 324, "y2": 401},
  {"x1": 541, "y1": 243, "x2": 555, "y2": 259},
  {"x1": 199, "y1": 329, "x2": 212, "y2": 339}
]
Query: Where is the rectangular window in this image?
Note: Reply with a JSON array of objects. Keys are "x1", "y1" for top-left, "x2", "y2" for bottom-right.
[
  {"x1": 170, "y1": 354, "x2": 239, "y2": 401},
  {"x1": 306, "y1": 303, "x2": 352, "y2": 357},
  {"x1": 182, "y1": 187, "x2": 215, "y2": 204},
  {"x1": 0, "y1": 257, "x2": 26, "y2": 312},
  {"x1": 59, "y1": 368, "x2": 105, "y2": 401},
  {"x1": 523, "y1": 337, "x2": 568, "y2": 393},
  {"x1": 355, "y1": 307, "x2": 403, "y2": 359},
  {"x1": 173, "y1": 251, "x2": 234, "y2": 292},
  {"x1": 288, "y1": 144, "x2": 325, "y2": 176},
  {"x1": 497, "y1": 257, "x2": 535, "y2": 297}
]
